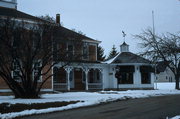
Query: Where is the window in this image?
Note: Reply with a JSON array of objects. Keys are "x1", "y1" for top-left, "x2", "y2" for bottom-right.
[
  {"x1": 141, "y1": 72, "x2": 151, "y2": 84},
  {"x1": 115, "y1": 66, "x2": 134, "y2": 84},
  {"x1": 83, "y1": 43, "x2": 88, "y2": 60},
  {"x1": 89, "y1": 45, "x2": 96, "y2": 61},
  {"x1": 12, "y1": 60, "x2": 21, "y2": 81},
  {"x1": 53, "y1": 67, "x2": 66, "y2": 83},
  {"x1": 67, "y1": 44, "x2": 73, "y2": 58},
  {"x1": 32, "y1": 33, "x2": 41, "y2": 50},
  {"x1": 57, "y1": 43, "x2": 67, "y2": 60},
  {"x1": 140, "y1": 66, "x2": 153, "y2": 84},
  {"x1": 117, "y1": 72, "x2": 133, "y2": 84},
  {"x1": 33, "y1": 60, "x2": 42, "y2": 81}
]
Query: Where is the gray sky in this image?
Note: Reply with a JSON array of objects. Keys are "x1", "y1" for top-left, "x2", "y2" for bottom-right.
[{"x1": 18, "y1": 0, "x2": 180, "y2": 55}]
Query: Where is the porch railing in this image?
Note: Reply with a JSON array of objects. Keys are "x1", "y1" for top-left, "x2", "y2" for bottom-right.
[
  {"x1": 53, "y1": 83, "x2": 67, "y2": 91},
  {"x1": 88, "y1": 83, "x2": 102, "y2": 90}
]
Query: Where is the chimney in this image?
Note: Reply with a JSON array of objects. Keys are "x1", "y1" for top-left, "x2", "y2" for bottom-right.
[{"x1": 56, "y1": 14, "x2": 60, "y2": 26}]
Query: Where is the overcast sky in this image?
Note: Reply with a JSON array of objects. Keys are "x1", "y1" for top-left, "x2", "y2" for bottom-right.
[{"x1": 18, "y1": 0, "x2": 180, "y2": 55}]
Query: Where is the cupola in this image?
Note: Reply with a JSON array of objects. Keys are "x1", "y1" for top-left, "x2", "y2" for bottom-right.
[{"x1": 120, "y1": 42, "x2": 129, "y2": 52}]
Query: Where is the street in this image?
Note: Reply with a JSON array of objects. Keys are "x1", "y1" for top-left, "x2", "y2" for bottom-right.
[{"x1": 19, "y1": 95, "x2": 180, "y2": 119}]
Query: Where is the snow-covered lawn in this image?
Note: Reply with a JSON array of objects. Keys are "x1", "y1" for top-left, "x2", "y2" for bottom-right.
[
  {"x1": 0, "y1": 82, "x2": 180, "y2": 119},
  {"x1": 1, "y1": 90, "x2": 180, "y2": 119}
]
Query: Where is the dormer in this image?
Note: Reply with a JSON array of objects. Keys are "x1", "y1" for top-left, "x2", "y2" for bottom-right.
[
  {"x1": 120, "y1": 42, "x2": 129, "y2": 52},
  {"x1": 0, "y1": 0, "x2": 17, "y2": 9}
]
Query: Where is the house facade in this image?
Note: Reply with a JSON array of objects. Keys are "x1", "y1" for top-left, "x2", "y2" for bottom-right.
[
  {"x1": 52, "y1": 42, "x2": 155, "y2": 91},
  {"x1": 0, "y1": 1, "x2": 155, "y2": 92},
  {"x1": 155, "y1": 61, "x2": 175, "y2": 82}
]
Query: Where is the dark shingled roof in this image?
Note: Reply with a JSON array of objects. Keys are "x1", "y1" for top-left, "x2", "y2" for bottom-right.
[
  {"x1": 156, "y1": 61, "x2": 170, "y2": 73},
  {"x1": 54, "y1": 26, "x2": 100, "y2": 42},
  {"x1": 0, "y1": 7, "x2": 100, "y2": 43},
  {"x1": 112, "y1": 52, "x2": 150, "y2": 64}
]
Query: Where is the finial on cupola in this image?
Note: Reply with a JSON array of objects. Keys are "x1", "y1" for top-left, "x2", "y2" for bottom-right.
[{"x1": 120, "y1": 31, "x2": 129, "y2": 52}]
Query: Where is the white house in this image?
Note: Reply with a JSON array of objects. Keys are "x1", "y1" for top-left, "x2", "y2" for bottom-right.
[
  {"x1": 101, "y1": 42, "x2": 155, "y2": 90},
  {"x1": 156, "y1": 61, "x2": 175, "y2": 82}
]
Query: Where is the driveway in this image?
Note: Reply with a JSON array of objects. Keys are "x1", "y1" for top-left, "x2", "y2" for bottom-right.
[{"x1": 19, "y1": 95, "x2": 180, "y2": 119}]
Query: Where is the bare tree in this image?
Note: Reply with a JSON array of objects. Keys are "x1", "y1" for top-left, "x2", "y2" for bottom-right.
[
  {"x1": 0, "y1": 17, "x2": 83, "y2": 98},
  {"x1": 135, "y1": 29, "x2": 180, "y2": 89}
]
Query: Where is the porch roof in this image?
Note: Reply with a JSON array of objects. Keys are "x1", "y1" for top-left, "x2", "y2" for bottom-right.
[{"x1": 103, "y1": 52, "x2": 151, "y2": 64}]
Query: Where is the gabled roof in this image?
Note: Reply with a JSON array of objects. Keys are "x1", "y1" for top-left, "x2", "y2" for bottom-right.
[
  {"x1": 54, "y1": 26, "x2": 101, "y2": 43},
  {"x1": 0, "y1": 7, "x2": 100, "y2": 43},
  {"x1": 104, "y1": 52, "x2": 150, "y2": 64}
]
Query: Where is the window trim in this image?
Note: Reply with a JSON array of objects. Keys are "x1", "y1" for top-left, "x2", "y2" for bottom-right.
[
  {"x1": 66, "y1": 43, "x2": 74, "y2": 58},
  {"x1": 12, "y1": 59, "x2": 21, "y2": 82},
  {"x1": 82, "y1": 42, "x2": 89, "y2": 60},
  {"x1": 32, "y1": 60, "x2": 42, "y2": 82}
]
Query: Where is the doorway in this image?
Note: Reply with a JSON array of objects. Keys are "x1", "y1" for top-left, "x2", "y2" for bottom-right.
[{"x1": 73, "y1": 68, "x2": 85, "y2": 90}]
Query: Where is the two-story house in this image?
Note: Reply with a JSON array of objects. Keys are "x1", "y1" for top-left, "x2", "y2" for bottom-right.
[
  {"x1": 0, "y1": 1, "x2": 103, "y2": 92},
  {"x1": 0, "y1": 0, "x2": 155, "y2": 93}
]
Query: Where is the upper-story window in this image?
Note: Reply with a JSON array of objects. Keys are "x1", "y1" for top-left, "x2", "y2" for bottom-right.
[
  {"x1": 89, "y1": 44, "x2": 97, "y2": 61},
  {"x1": 83, "y1": 43, "x2": 88, "y2": 60},
  {"x1": 67, "y1": 44, "x2": 74, "y2": 58}
]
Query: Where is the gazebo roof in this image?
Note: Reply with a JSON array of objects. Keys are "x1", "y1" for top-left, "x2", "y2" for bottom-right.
[{"x1": 104, "y1": 52, "x2": 150, "y2": 64}]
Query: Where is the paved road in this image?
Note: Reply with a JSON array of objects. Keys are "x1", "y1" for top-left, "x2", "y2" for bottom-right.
[{"x1": 19, "y1": 95, "x2": 180, "y2": 119}]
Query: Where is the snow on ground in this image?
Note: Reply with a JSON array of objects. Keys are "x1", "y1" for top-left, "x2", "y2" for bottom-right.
[
  {"x1": 0, "y1": 83, "x2": 180, "y2": 119},
  {"x1": 170, "y1": 116, "x2": 180, "y2": 119}
]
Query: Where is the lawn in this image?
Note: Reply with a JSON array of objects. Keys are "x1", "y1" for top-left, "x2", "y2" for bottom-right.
[{"x1": 0, "y1": 82, "x2": 180, "y2": 119}]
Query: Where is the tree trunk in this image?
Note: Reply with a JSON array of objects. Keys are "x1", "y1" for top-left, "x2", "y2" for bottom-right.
[{"x1": 175, "y1": 75, "x2": 180, "y2": 90}]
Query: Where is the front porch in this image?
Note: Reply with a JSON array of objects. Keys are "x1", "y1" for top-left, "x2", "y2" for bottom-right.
[
  {"x1": 53, "y1": 64, "x2": 104, "y2": 91},
  {"x1": 114, "y1": 65, "x2": 155, "y2": 89}
]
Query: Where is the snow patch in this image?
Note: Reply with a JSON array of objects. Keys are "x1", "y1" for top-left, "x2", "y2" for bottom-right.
[{"x1": 170, "y1": 116, "x2": 180, "y2": 119}]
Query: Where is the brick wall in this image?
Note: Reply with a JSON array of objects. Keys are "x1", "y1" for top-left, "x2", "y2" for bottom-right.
[{"x1": 0, "y1": 64, "x2": 53, "y2": 91}]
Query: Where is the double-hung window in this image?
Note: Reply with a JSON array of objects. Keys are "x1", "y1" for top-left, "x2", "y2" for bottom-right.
[
  {"x1": 83, "y1": 43, "x2": 88, "y2": 60},
  {"x1": 67, "y1": 44, "x2": 74, "y2": 59},
  {"x1": 33, "y1": 60, "x2": 42, "y2": 82},
  {"x1": 12, "y1": 60, "x2": 21, "y2": 81}
]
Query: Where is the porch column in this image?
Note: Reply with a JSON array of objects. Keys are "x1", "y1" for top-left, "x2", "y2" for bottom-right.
[
  {"x1": 99, "y1": 68, "x2": 104, "y2": 90},
  {"x1": 84, "y1": 67, "x2": 89, "y2": 91},
  {"x1": 65, "y1": 67, "x2": 73, "y2": 91}
]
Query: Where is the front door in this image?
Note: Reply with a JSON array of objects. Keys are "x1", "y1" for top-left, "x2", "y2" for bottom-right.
[{"x1": 74, "y1": 68, "x2": 85, "y2": 90}]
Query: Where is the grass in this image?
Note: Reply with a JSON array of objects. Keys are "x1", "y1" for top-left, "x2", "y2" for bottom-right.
[{"x1": 0, "y1": 101, "x2": 80, "y2": 114}]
